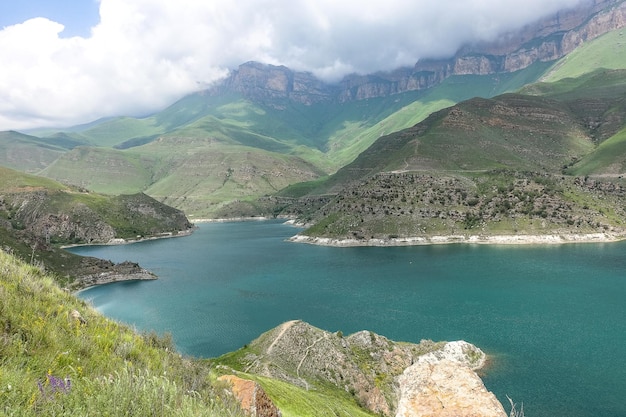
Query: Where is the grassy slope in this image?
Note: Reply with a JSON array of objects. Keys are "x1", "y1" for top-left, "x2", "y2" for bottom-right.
[
  {"x1": 0, "y1": 167, "x2": 192, "y2": 284},
  {"x1": 284, "y1": 29, "x2": 626, "y2": 198},
  {"x1": 296, "y1": 93, "x2": 595, "y2": 196},
  {"x1": 0, "y1": 131, "x2": 68, "y2": 173},
  {"x1": 0, "y1": 166, "x2": 190, "y2": 242},
  {"x1": 541, "y1": 29, "x2": 626, "y2": 82},
  {"x1": 70, "y1": 117, "x2": 165, "y2": 148},
  {"x1": 36, "y1": 62, "x2": 551, "y2": 217},
  {"x1": 28, "y1": 30, "x2": 624, "y2": 217},
  {"x1": 521, "y1": 28, "x2": 626, "y2": 174},
  {"x1": 322, "y1": 61, "x2": 554, "y2": 168},
  {"x1": 0, "y1": 249, "x2": 380, "y2": 416},
  {"x1": 214, "y1": 325, "x2": 380, "y2": 417},
  {"x1": 39, "y1": 147, "x2": 158, "y2": 194},
  {"x1": 569, "y1": 126, "x2": 626, "y2": 175},
  {"x1": 278, "y1": 31, "x2": 626, "y2": 238},
  {"x1": 0, "y1": 250, "x2": 243, "y2": 416}
]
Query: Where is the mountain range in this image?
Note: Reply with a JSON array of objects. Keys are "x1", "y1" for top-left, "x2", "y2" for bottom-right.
[
  {"x1": 1, "y1": 0, "x2": 626, "y2": 228},
  {"x1": 4, "y1": 2, "x2": 626, "y2": 416}
]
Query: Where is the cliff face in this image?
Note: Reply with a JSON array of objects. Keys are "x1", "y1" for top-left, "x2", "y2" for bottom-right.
[
  {"x1": 213, "y1": 61, "x2": 335, "y2": 105},
  {"x1": 449, "y1": 0, "x2": 626, "y2": 75},
  {"x1": 1, "y1": 190, "x2": 193, "y2": 246},
  {"x1": 0, "y1": 176, "x2": 194, "y2": 287},
  {"x1": 210, "y1": 0, "x2": 625, "y2": 105}
]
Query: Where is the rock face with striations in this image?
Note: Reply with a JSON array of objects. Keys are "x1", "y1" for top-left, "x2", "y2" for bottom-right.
[
  {"x1": 208, "y1": 1, "x2": 625, "y2": 105},
  {"x1": 213, "y1": 61, "x2": 335, "y2": 106}
]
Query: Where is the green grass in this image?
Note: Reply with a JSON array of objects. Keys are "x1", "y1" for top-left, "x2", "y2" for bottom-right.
[
  {"x1": 323, "y1": 61, "x2": 555, "y2": 169},
  {"x1": 0, "y1": 249, "x2": 244, "y2": 416},
  {"x1": 542, "y1": 29, "x2": 626, "y2": 82},
  {"x1": 248, "y1": 374, "x2": 376, "y2": 417},
  {"x1": 75, "y1": 117, "x2": 165, "y2": 148},
  {"x1": 0, "y1": 166, "x2": 70, "y2": 192},
  {"x1": 39, "y1": 147, "x2": 156, "y2": 194},
  {"x1": 0, "y1": 132, "x2": 67, "y2": 174},
  {"x1": 23, "y1": 59, "x2": 555, "y2": 217},
  {"x1": 569, "y1": 127, "x2": 626, "y2": 175}
]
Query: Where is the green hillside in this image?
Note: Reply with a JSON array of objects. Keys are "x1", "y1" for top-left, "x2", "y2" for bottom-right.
[
  {"x1": 269, "y1": 64, "x2": 626, "y2": 241},
  {"x1": 568, "y1": 126, "x2": 626, "y2": 175},
  {"x1": 541, "y1": 29, "x2": 626, "y2": 82},
  {"x1": 0, "y1": 131, "x2": 69, "y2": 173},
  {"x1": 9, "y1": 28, "x2": 626, "y2": 218},
  {"x1": 40, "y1": 147, "x2": 158, "y2": 194},
  {"x1": 0, "y1": 249, "x2": 244, "y2": 416},
  {"x1": 33, "y1": 62, "x2": 552, "y2": 218},
  {"x1": 0, "y1": 166, "x2": 192, "y2": 284}
]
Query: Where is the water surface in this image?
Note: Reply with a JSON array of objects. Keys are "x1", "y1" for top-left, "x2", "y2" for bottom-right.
[{"x1": 73, "y1": 221, "x2": 626, "y2": 417}]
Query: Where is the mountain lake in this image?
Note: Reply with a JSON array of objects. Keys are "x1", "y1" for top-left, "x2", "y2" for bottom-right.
[{"x1": 72, "y1": 220, "x2": 626, "y2": 417}]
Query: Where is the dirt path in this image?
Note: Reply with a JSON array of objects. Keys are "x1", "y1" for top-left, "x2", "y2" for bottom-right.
[{"x1": 267, "y1": 320, "x2": 299, "y2": 354}]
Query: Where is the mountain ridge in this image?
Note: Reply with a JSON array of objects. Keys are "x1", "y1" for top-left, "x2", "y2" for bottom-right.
[{"x1": 205, "y1": 0, "x2": 626, "y2": 106}]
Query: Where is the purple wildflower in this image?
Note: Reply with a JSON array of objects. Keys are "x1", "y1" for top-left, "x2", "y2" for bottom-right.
[
  {"x1": 48, "y1": 375, "x2": 71, "y2": 394},
  {"x1": 38, "y1": 375, "x2": 72, "y2": 398}
]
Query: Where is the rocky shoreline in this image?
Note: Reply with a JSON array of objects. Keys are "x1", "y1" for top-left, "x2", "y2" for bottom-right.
[
  {"x1": 74, "y1": 263, "x2": 157, "y2": 291},
  {"x1": 62, "y1": 227, "x2": 196, "y2": 249},
  {"x1": 288, "y1": 231, "x2": 626, "y2": 247},
  {"x1": 66, "y1": 229, "x2": 196, "y2": 291}
]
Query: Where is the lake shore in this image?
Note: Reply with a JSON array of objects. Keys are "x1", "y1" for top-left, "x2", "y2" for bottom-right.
[
  {"x1": 189, "y1": 216, "x2": 276, "y2": 223},
  {"x1": 61, "y1": 227, "x2": 196, "y2": 249},
  {"x1": 189, "y1": 217, "x2": 626, "y2": 246},
  {"x1": 288, "y1": 231, "x2": 626, "y2": 247}
]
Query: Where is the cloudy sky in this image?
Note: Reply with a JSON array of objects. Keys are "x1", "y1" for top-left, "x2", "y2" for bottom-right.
[{"x1": 0, "y1": 0, "x2": 584, "y2": 131}]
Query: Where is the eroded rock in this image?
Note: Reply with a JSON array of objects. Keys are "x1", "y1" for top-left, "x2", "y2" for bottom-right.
[
  {"x1": 396, "y1": 359, "x2": 507, "y2": 417},
  {"x1": 218, "y1": 375, "x2": 281, "y2": 417}
]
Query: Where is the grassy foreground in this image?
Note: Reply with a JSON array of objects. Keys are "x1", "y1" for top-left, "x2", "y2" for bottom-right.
[{"x1": 0, "y1": 249, "x2": 243, "y2": 417}]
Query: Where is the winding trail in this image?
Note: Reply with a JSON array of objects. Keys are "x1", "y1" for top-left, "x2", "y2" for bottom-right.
[{"x1": 296, "y1": 333, "x2": 328, "y2": 390}]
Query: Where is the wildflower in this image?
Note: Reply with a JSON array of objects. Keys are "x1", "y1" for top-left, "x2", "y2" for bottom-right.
[
  {"x1": 38, "y1": 374, "x2": 72, "y2": 398},
  {"x1": 47, "y1": 375, "x2": 71, "y2": 394}
]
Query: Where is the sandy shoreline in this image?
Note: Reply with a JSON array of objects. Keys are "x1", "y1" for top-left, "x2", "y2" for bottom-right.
[{"x1": 288, "y1": 231, "x2": 626, "y2": 247}]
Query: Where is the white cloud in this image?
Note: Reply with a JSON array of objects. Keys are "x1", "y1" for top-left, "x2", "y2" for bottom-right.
[{"x1": 0, "y1": 0, "x2": 584, "y2": 131}]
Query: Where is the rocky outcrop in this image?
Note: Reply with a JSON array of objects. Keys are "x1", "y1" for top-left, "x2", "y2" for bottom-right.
[
  {"x1": 209, "y1": 1, "x2": 625, "y2": 104},
  {"x1": 348, "y1": 0, "x2": 626, "y2": 99},
  {"x1": 396, "y1": 359, "x2": 507, "y2": 417},
  {"x1": 73, "y1": 259, "x2": 157, "y2": 289},
  {"x1": 0, "y1": 189, "x2": 193, "y2": 246},
  {"x1": 395, "y1": 341, "x2": 506, "y2": 417},
  {"x1": 212, "y1": 61, "x2": 335, "y2": 106},
  {"x1": 222, "y1": 320, "x2": 503, "y2": 417},
  {"x1": 217, "y1": 375, "x2": 282, "y2": 417}
]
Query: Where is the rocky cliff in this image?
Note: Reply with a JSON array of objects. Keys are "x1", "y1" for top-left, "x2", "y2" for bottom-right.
[
  {"x1": 216, "y1": 320, "x2": 505, "y2": 417},
  {"x1": 0, "y1": 167, "x2": 194, "y2": 287},
  {"x1": 1, "y1": 190, "x2": 193, "y2": 246},
  {"x1": 210, "y1": 61, "x2": 335, "y2": 105},
  {"x1": 208, "y1": 0, "x2": 625, "y2": 105},
  {"x1": 441, "y1": 0, "x2": 626, "y2": 75}
]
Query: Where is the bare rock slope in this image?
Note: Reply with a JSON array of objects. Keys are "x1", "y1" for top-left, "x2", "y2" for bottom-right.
[{"x1": 220, "y1": 320, "x2": 505, "y2": 417}]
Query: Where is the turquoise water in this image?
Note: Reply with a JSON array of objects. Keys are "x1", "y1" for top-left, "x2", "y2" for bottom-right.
[{"x1": 73, "y1": 220, "x2": 626, "y2": 417}]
